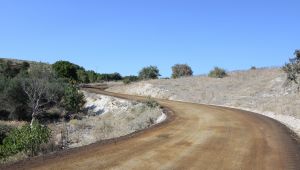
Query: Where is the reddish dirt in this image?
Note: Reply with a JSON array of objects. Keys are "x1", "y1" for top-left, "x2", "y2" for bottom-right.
[{"x1": 3, "y1": 88, "x2": 300, "y2": 170}]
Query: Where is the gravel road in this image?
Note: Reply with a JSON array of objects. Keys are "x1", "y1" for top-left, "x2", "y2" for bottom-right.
[{"x1": 4, "y1": 88, "x2": 300, "y2": 170}]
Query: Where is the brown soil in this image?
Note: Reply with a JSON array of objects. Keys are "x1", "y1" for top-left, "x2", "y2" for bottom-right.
[{"x1": 3, "y1": 88, "x2": 300, "y2": 170}]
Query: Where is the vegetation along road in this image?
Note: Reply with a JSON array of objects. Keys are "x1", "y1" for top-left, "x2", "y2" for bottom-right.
[{"x1": 6, "y1": 87, "x2": 300, "y2": 170}]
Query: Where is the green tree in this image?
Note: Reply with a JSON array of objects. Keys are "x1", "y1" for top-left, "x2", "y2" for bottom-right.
[
  {"x1": 110, "y1": 72, "x2": 122, "y2": 81},
  {"x1": 5, "y1": 76, "x2": 30, "y2": 120},
  {"x1": 62, "y1": 85, "x2": 86, "y2": 114},
  {"x1": 86, "y1": 70, "x2": 98, "y2": 83},
  {"x1": 77, "y1": 69, "x2": 90, "y2": 83},
  {"x1": 208, "y1": 67, "x2": 227, "y2": 78},
  {"x1": 171, "y1": 64, "x2": 193, "y2": 78},
  {"x1": 138, "y1": 66, "x2": 160, "y2": 80},
  {"x1": 52, "y1": 61, "x2": 79, "y2": 81},
  {"x1": 97, "y1": 73, "x2": 122, "y2": 81}
]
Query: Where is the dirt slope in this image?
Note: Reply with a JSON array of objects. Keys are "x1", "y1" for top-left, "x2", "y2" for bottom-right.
[{"x1": 4, "y1": 88, "x2": 300, "y2": 170}]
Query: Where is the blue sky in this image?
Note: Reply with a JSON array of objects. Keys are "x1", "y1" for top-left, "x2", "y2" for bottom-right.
[{"x1": 0, "y1": 0, "x2": 299, "y2": 77}]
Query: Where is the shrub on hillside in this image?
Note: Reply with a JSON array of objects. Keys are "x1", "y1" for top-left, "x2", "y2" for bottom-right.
[
  {"x1": 62, "y1": 85, "x2": 86, "y2": 115},
  {"x1": 0, "y1": 60, "x2": 30, "y2": 78},
  {"x1": 208, "y1": 67, "x2": 227, "y2": 78},
  {"x1": 123, "y1": 75, "x2": 139, "y2": 84},
  {"x1": 171, "y1": 64, "x2": 193, "y2": 78},
  {"x1": 98, "y1": 72, "x2": 123, "y2": 82},
  {"x1": 77, "y1": 69, "x2": 90, "y2": 83},
  {"x1": 123, "y1": 79, "x2": 131, "y2": 85},
  {"x1": 86, "y1": 70, "x2": 98, "y2": 83},
  {"x1": 0, "y1": 74, "x2": 30, "y2": 121},
  {"x1": 144, "y1": 97, "x2": 159, "y2": 108},
  {"x1": 138, "y1": 66, "x2": 160, "y2": 80},
  {"x1": 283, "y1": 50, "x2": 300, "y2": 90},
  {"x1": 0, "y1": 125, "x2": 13, "y2": 144},
  {"x1": 0, "y1": 122, "x2": 51, "y2": 159},
  {"x1": 52, "y1": 61, "x2": 80, "y2": 81}
]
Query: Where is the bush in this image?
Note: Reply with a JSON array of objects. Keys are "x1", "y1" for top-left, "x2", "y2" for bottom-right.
[
  {"x1": 123, "y1": 75, "x2": 139, "y2": 84},
  {"x1": 62, "y1": 85, "x2": 86, "y2": 115},
  {"x1": 250, "y1": 66, "x2": 257, "y2": 70},
  {"x1": 171, "y1": 64, "x2": 193, "y2": 78},
  {"x1": 144, "y1": 97, "x2": 159, "y2": 108},
  {"x1": 0, "y1": 75, "x2": 30, "y2": 121},
  {"x1": 77, "y1": 69, "x2": 90, "y2": 83},
  {"x1": 123, "y1": 79, "x2": 131, "y2": 85},
  {"x1": 208, "y1": 67, "x2": 227, "y2": 78},
  {"x1": 0, "y1": 122, "x2": 51, "y2": 159},
  {"x1": 283, "y1": 50, "x2": 300, "y2": 90},
  {"x1": 52, "y1": 61, "x2": 80, "y2": 81},
  {"x1": 0, "y1": 125, "x2": 13, "y2": 144},
  {"x1": 138, "y1": 66, "x2": 160, "y2": 80},
  {"x1": 86, "y1": 70, "x2": 98, "y2": 83},
  {"x1": 97, "y1": 73, "x2": 123, "y2": 82}
]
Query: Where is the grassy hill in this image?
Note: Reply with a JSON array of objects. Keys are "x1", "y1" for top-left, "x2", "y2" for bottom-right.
[{"x1": 108, "y1": 67, "x2": 300, "y2": 128}]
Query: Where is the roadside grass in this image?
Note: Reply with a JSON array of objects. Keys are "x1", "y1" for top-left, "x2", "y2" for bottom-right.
[{"x1": 108, "y1": 68, "x2": 300, "y2": 119}]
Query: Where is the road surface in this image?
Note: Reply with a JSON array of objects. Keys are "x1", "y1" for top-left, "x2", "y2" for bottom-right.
[{"x1": 5, "y1": 88, "x2": 300, "y2": 170}]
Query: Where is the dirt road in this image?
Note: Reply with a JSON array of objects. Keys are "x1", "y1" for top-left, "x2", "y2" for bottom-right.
[{"x1": 5, "y1": 88, "x2": 300, "y2": 170}]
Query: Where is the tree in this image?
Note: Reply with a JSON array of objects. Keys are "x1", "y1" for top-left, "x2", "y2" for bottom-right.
[
  {"x1": 52, "y1": 61, "x2": 79, "y2": 81},
  {"x1": 208, "y1": 67, "x2": 227, "y2": 78},
  {"x1": 77, "y1": 69, "x2": 90, "y2": 83},
  {"x1": 138, "y1": 66, "x2": 160, "y2": 80},
  {"x1": 86, "y1": 70, "x2": 98, "y2": 83},
  {"x1": 283, "y1": 50, "x2": 300, "y2": 90},
  {"x1": 97, "y1": 73, "x2": 123, "y2": 82},
  {"x1": 110, "y1": 72, "x2": 122, "y2": 81},
  {"x1": 62, "y1": 85, "x2": 85, "y2": 115},
  {"x1": 171, "y1": 64, "x2": 193, "y2": 78},
  {"x1": 21, "y1": 64, "x2": 65, "y2": 126},
  {"x1": 5, "y1": 76, "x2": 29, "y2": 120}
]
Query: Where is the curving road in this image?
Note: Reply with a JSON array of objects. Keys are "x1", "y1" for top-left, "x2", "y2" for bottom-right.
[{"x1": 5, "y1": 88, "x2": 300, "y2": 170}]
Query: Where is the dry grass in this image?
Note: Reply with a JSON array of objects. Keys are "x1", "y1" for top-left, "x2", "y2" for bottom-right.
[
  {"x1": 0, "y1": 121, "x2": 26, "y2": 128},
  {"x1": 51, "y1": 93, "x2": 163, "y2": 148},
  {"x1": 108, "y1": 68, "x2": 300, "y2": 119}
]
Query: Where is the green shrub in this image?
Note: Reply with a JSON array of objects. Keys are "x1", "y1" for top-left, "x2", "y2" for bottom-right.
[
  {"x1": 138, "y1": 66, "x2": 160, "y2": 80},
  {"x1": 144, "y1": 97, "x2": 159, "y2": 108},
  {"x1": 76, "y1": 69, "x2": 90, "y2": 83},
  {"x1": 123, "y1": 75, "x2": 139, "y2": 84},
  {"x1": 0, "y1": 122, "x2": 51, "y2": 159},
  {"x1": 208, "y1": 67, "x2": 227, "y2": 78},
  {"x1": 171, "y1": 64, "x2": 193, "y2": 78},
  {"x1": 123, "y1": 79, "x2": 131, "y2": 85},
  {"x1": 62, "y1": 85, "x2": 86, "y2": 114},
  {"x1": 0, "y1": 125, "x2": 13, "y2": 144},
  {"x1": 52, "y1": 61, "x2": 80, "y2": 81},
  {"x1": 0, "y1": 60, "x2": 28, "y2": 78},
  {"x1": 97, "y1": 72, "x2": 123, "y2": 82},
  {"x1": 283, "y1": 50, "x2": 300, "y2": 90},
  {"x1": 86, "y1": 70, "x2": 98, "y2": 83}
]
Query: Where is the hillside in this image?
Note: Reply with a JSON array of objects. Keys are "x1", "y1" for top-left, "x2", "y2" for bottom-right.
[{"x1": 107, "y1": 68, "x2": 300, "y2": 135}]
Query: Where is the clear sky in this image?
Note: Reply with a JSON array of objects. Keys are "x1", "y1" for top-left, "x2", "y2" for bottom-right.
[{"x1": 0, "y1": 0, "x2": 299, "y2": 77}]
